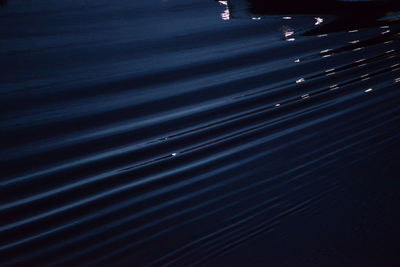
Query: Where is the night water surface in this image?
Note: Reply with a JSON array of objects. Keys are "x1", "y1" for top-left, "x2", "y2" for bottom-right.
[{"x1": 1, "y1": 0, "x2": 400, "y2": 266}]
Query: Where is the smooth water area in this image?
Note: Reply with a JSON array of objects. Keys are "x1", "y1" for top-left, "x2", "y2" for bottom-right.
[{"x1": 1, "y1": 0, "x2": 400, "y2": 266}]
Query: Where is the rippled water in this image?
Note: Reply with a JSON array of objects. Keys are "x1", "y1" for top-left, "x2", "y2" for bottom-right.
[{"x1": 1, "y1": 0, "x2": 400, "y2": 266}]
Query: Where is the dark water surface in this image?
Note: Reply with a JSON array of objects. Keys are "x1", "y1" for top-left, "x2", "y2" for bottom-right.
[{"x1": 1, "y1": 0, "x2": 400, "y2": 266}]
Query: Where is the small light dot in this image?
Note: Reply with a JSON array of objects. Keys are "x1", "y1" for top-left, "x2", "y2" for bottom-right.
[{"x1": 301, "y1": 94, "x2": 310, "y2": 99}]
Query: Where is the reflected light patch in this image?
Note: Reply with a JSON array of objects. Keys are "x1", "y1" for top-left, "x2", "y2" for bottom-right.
[
  {"x1": 330, "y1": 84, "x2": 339, "y2": 90},
  {"x1": 361, "y1": 75, "x2": 370, "y2": 81},
  {"x1": 283, "y1": 28, "x2": 295, "y2": 41},
  {"x1": 219, "y1": 1, "x2": 230, "y2": 20},
  {"x1": 284, "y1": 31, "x2": 294, "y2": 38},
  {"x1": 315, "y1": 17, "x2": 323, "y2": 25},
  {"x1": 325, "y1": 69, "x2": 336, "y2": 76}
]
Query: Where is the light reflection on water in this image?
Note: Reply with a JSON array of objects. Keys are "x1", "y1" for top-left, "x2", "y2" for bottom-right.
[{"x1": 1, "y1": 0, "x2": 400, "y2": 266}]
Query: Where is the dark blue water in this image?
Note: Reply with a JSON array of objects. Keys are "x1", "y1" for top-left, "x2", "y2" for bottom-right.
[{"x1": 1, "y1": 0, "x2": 400, "y2": 266}]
